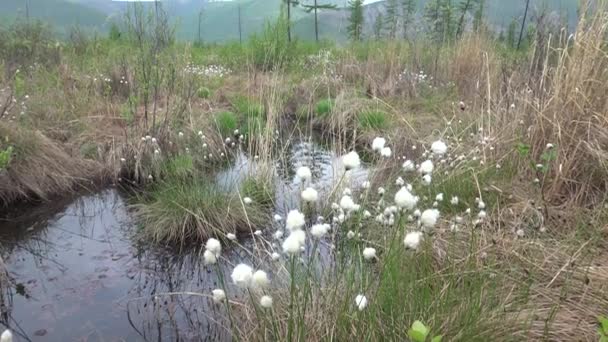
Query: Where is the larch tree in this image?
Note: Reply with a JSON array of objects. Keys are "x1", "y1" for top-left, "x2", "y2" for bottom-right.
[{"x1": 347, "y1": 0, "x2": 364, "y2": 41}]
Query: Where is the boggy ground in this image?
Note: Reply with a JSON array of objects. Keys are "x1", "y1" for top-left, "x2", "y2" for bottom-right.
[{"x1": 1, "y1": 6, "x2": 608, "y2": 341}]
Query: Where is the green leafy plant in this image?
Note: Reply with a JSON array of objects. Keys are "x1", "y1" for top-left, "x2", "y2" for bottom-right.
[
  {"x1": 359, "y1": 110, "x2": 388, "y2": 130},
  {"x1": 599, "y1": 315, "x2": 608, "y2": 342},
  {"x1": 315, "y1": 99, "x2": 333, "y2": 117},
  {"x1": 197, "y1": 86, "x2": 211, "y2": 99},
  {"x1": 0, "y1": 146, "x2": 14, "y2": 170},
  {"x1": 408, "y1": 320, "x2": 442, "y2": 342}
]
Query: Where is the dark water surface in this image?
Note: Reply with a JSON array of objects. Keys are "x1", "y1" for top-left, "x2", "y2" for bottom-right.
[{"x1": 0, "y1": 140, "x2": 368, "y2": 341}]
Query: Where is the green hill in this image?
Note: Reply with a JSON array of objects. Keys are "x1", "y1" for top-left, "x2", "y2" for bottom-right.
[{"x1": 0, "y1": 0, "x2": 108, "y2": 34}]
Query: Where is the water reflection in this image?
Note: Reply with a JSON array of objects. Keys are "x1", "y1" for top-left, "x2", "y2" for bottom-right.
[{"x1": 0, "y1": 140, "x2": 369, "y2": 340}]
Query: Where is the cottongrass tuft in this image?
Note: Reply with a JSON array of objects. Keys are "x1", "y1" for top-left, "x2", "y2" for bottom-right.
[
  {"x1": 342, "y1": 151, "x2": 361, "y2": 171},
  {"x1": 450, "y1": 196, "x2": 459, "y2": 205},
  {"x1": 404, "y1": 231, "x2": 423, "y2": 250},
  {"x1": 355, "y1": 294, "x2": 368, "y2": 311},
  {"x1": 301, "y1": 187, "x2": 319, "y2": 203},
  {"x1": 422, "y1": 174, "x2": 432, "y2": 186},
  {"x1": 420, "y1": 209, "x2": 440, "y2": 229},
  {"x1": 203, "y1": 250, "x2": 218, "y2": 265},
  {"x1": 296, "y1": 166, "x2": 312, "y2": 182},
  {"x1": 372, "y1": 137, "x2": 386, "y2": 152},
  {"x1": 347, "y1": 230, "x2": 355, "y2": 239},
  {"x1": 231, "y1": 264, "x2": 253, "y2": 288},
  {"x1": 226, "y1": 233, "x2": 236, "y2": 241},
  {"x1": 252, "y1": 270, "x2": 270, "y2": 289},
  {"x1": 212, "y1": 289, "x2": 226, "y2": 303},
  {"x1": 362, "y1": 247, "x2": 377, "y2": 260},
  {"x1": 286, "y1": 209, "x2": 306, "y2": 231},
  {"x1": 311, "y1": 223, "x2": 330, "y2": 238},
  {"x1": 419, "y1": 160, "x2": 434, "y2": 174},
  {"x1": 1, "y1": 330, "x2": 12, "y2": 342},
  {"x1": 431, "y1": 140, "x2": 448, "y2": 155},
  {"x1": 395, "y1": 187, "x2": 418, "y2": 210},
  {"x1": 260, "y1": 295, "x2": 273, "y2": 308},
  {"x1": 402, "y1": 160, "x2": 415, "y2": 171},
  {"x1": 205, "y1": 238, "x2": 222, "y2": 256},
  {"x1": 282, "y1": 233, "x2": 304, "y2": 254},
  {"x1": 380, "y1": 147, "x2": 392, "y2": 158},
  {"x1": 243, "y1": 197, "x2": 253, "y2": 205}
]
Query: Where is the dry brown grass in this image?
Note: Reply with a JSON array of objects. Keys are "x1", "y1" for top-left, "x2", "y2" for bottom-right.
[{"x1": 0, "y1": 122, "x2": 105, "y2": 206}]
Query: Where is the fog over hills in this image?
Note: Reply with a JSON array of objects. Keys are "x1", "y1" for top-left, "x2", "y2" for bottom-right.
[{"x1": 1, "y1": 0, "x2": 578, "y2": 41}]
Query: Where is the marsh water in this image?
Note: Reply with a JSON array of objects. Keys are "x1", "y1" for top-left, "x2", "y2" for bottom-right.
[{"x1": 0, "y1": 140, "x2": 368, "y2": 341}]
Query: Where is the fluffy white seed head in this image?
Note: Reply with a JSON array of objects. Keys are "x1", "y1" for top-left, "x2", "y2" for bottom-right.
[
  {"x1": 301, "y1": 187, "x2": 319, "y2": 203},
  {"x1": 274, "y1": 214, "x2": 282, "y2": 222},
  {"x1": 342, "y1": 151, "x2": 361, "y2": 170},
  {"x1": 396, "y1": 177, "x2": 405, "y2": 186},
  {"x1": 260, "y1": 295, "x2": 273, "y2": 308},
  {"x1": 419, "y1": 160, "x2": 434, "y2": 174},
  {"x1": 1, "y1": 330, "x2": 12, "y2": 342},
  {"x1": 402, "y1": 160, "x2": 415, "y2": 172},
  {"x1": 422, "y1": 174, "x2": 432, "y2": 185},
  {"x1": 282, "y1": 234, "x2": 303, "y2": 254},
  {"x1": 231, "y1": 264, "x2": 253, "y2": 288},
  {"x1": 212, "y1": 289, "x2": 226, "y2": 303},
  {"x1": 203, "y1": 250, "x2": 217, "y2": 265},
  {"x1": 362, "y1": 247, "x2": 377, "y2": 260},
  {"x1": 395, "y1": 187, "x2": 418, "y2": 210},
  {"x1": 311, "y1": 223, "x2": 330, "y2": 238},
  {"x1": 420, "y1": 209, "x2": 440, "y2": 229},
  {"x1": 431, "y1": 140, "x2": 448, "y2": 156},
  {"x1": 347, "y1": 230, "x2": 355, "y2": 239},
  {"x1": 226, "y1": 233, "x2": 236, "y2": 241},
  {"x1": 243, "y1": 197, "x2": 253, "y2": 205},
  {"x1": 380, "y1": 147, "x2": 392, "y2": 158},
  {"x1": 271, "y1": 252, "x2": 280, "y2": 260},
  {"x1": 252, "y1": 270, "x2": 270, "y2": 289},
  {"x1": 355, "y1": 294, "x2": 368, "y2": 311},
  {"x1": 286, "y1": 209, "x2": 306, "y2": 231},
  {"x1": 205, "y1": 238, "x2": 222, "y2": 256},
  {"x1": 372, "y1": 137, "x2": 386, "y2": 151},
  {"x1": 296, "y1": 166, "x2": 312, "y2": 182},
  {"x1": 339, "y1": 195, "x2": 357, "y2": 212},
  {"x1": 450, "y1": 196, "x2": 459, "y2": 205},
  {"x1": 435, "y1": 193, "x2": 444, "y2": 202},
  {"x1": 404, "y1": 231, "x2": 423, "y2": 250}
]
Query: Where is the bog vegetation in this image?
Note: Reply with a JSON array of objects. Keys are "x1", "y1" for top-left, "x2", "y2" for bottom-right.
[{"x1": 1, "y1": 0, "x2": 607, "y2": 341}]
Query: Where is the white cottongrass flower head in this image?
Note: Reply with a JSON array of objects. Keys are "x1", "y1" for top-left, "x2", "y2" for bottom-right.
[
  {"x1": 339, "y1": 195, "x2": 357, "y2": 212},
  {"x1": 419, "y1": 160, "x2": 434, "y2": 174},
  {"x1": 450, "y1": 196, "x2": 459, "y2": 205},
  {"x1": 203, "y1": 250, "x2": 217, "y2": 265},
  {"x1": 342, "y1": 151, "x2": 361, "y2": 171},
  {"x1": 260, "y1": 295, "x2": 273, "y2": 308},
  {"x1": 282, "y1": 232, "x2": 304, "y2": 254},
  {"x1": 396, "y1": 177, "x2": 405, "y2": 186},
  {"x1": 231, "y1": 264, "x2": 253, "y2": 288},
  {"x1": 402, "y1": 160, "x2": 415, "y2": 172},
  {"x1": 212, "y1": 289, "x2": 226, "y2": 303},
  {"x1": 362, "y1": 247, "x2": 377, "y2": 260},
  {"x1": 404, "y1": 231, "x2": 423, "y2": 250},
  {"x1": 355, "y1": 294, "x2": 368, "y2": 311},
  {"x1": 205, "y1": 238, "x2": 222, "y2": 256},
  {"x1": 296, "y1": 166, "x2": 312, "y2": 182},
  {"x1": 420, "y1": 209, "x2": 440, "y2": 229},
  {"x1": 431, "y1": 140, "x2": 448, "y2": 156},
  {"x1": 347, "y1": 230, "x2": 355, "y2": 239},
  {"x1": 435, "y1": 193, "x2": 444, "y2": 202},
  {"x1": 1, "y1": 330, "x2": 12, "y2": 342},
  {"x1": 274, "y1": 214, "x2": 282, "y2": 222},
  {"x1": 311, "y1": 223, "x2": 330, "y2": 238},
  {"x1": 252, "y1": 270, "x2": 270, "y2": 289},
  {"x1": 301, "y1": 187, "x2": 319, "y2": 203},
  {"x1": 380, "y1": 147, "x2": 392, "y2": 158},
  {"x1": 226, "y1": 233, "x2": 236, "y2": 241},
  {"x1": 271, "y1": 252, "x2": 280, "y2": 261},
  {"x1": 243, "y1": 197, "x2": 253, "y2": 205},
  {"x1": 372, "y1": 137, "x2": 386, "y2": 152},
  {"x1": 422, "y1": 174, "x2": 432, "y2": 186},
  {"x1": 286, "y1": 209, "x2": 306, "y2": 231},
  {"x1": 394, "y1": 187, "x2": 418, "y2": 210}
]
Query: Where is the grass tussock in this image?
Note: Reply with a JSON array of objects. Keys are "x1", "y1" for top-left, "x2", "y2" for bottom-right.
[
  {"x1": 132, "y1": 177, "x2": 268, "y2": 246},
  {"x1": 0, "y1": 123, "x2": 103, "y2": 206}
]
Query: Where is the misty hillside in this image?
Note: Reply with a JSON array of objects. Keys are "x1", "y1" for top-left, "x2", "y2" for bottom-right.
[{"x1": 1, "y1": 0, "x2": 579, "y2": 40}]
